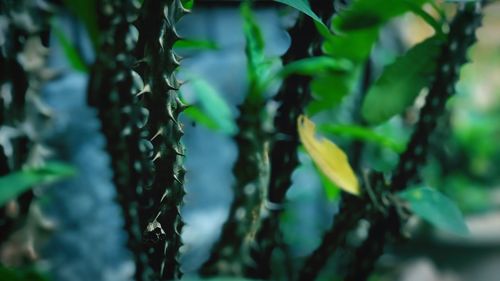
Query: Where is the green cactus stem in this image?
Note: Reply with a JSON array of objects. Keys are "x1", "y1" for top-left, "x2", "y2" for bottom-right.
[
  {"x1": 132, "y1": 0, "x2": 188, "y2": 279},
  {"x1": 247, "y1": 1, "x2": 335, "y2": 279},
  {"x1": 200, "y1": 97, "x2": 270, "y2": 277},
  {"x1": 342, "y1": 4, "x2": 484, "y2": 281},
  {"x1": 87, "y1": 0, "x2": 153, "y2": 279},
  {"x1": 0, "y1": 0, "x2": 52, "y2": 246}
]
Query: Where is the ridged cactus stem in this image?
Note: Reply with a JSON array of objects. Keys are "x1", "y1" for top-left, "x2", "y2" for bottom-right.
[
  {"x1": 133, "y1": 0, "x2": 187, "y2": 279},
  {"x1": 200, "y1": 98, "x2": 270, "y2": 277},
  {"x1": 0, "y1": 0, "x2": 52, "y2": 247},
  {"x1": 342, "y1": 4, "x2": 484, "y2": 281},
  {"x1": 299, "y1": 4, "x2": 483, "y2": 280},
  {"x1": 87, "y1": 0, "x2": 152, "y2": 279},
  {"x1": 248, "y1": 1, "x2": 334, "y2": 279},
  {"x1": 391, "y1": 3, "x2": 483, "y2": 193}
]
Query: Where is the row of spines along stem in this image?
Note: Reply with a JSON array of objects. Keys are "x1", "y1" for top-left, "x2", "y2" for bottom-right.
[
  {"x1": 300, "y1": 3, "x2": 484, "y2": 281},
  {"x1": 246, "y1": 0, "x2": 337, "y2": 279},
  {"x1": 88, "y1": 0, "x2": 153, "y2": 279},
  {"x1": 342, "y1": 4, "x2": 484, "y2": 281},
  {"x1": 0, "y1": 0, "x2": 51, "y2": 246},
  {"x1": 133, "y1": 0, "x2": 187, "y2": 279},
  {"x1": 87, "y1": 0, "x2": 187, "y2": 280}
]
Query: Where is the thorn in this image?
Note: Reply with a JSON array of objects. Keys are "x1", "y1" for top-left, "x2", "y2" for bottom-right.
[
  {"x1": 152, "y1": 151, "x2": 162, "y2": 162},
  {"x1": 151, "y1": 127, "x2": 163, "y2": 141},
  {"x1": 173, "y1": 174, "x2": 183, "y2": 185}
]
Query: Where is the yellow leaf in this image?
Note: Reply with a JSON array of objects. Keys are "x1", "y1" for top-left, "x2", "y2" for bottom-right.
[{"x1": 297, "y1": 115, "x2": 360, "y2": 196}]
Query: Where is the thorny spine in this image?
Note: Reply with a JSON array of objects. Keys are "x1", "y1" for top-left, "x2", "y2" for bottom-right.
[
  {"x1": 133, "y1": 0, "x2": 188, "y2": 279},
  {"x1": 247, "y1": 1, "x2": 335, "y2": 279},
  {"x1": 299, "y1": 3, "x2": 483, "y2": 281},
  {"x1": 342, "y1": 4, "x2": 484, "y2": 281},
  {"x1": 87, "y1": 0, "x2": 154, "y2": 279}
]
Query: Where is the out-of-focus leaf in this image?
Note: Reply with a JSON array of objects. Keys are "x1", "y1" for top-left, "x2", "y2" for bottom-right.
[
  {"x1": 298, "y1": 115, "x2": 360, "y2": 196},
  {"x1": 316, "y1": 166, "x2": 341, "y2": 201},
  {"x1": 306, "y1": 72, "x2": 356, "y2": 115},
  {"x1": 405, "y1": 1, "x2": 444, "y2": 36},
  {"x1": 62, "y1": 0, "x2": 100, "y2": 50},
  {"x1": 323, "y1": 28, "x2": 379, "y2": 62},
  {"x1": 0, "y1": 162, "x2": 76, "y2": 207},
  {"x1": 183, "y1": 78, "x2": 236, "y2": 135},
  {"x1": 0, "y1": 266, "x2": 49, "y2": 281},
  {"x1": 174, "y1": 39, "x2": 219, "y2": 50},
  {"x1": 398, "y1": 187, "x2": 469, "y2": 235},
  {"x1": 241, "y1": 1, "x2": 270, "y2": 96},
  {"x1": 51, "y1": 21, "x2": 88, "y2": 72},
  {"x1": 362, "y1": 36, "x2": 444, "y2": 125},
  {"x1": 276, "y1": 56, "x2": 352, "y2": 77},
  {"x1": 184, "y1": 106, "x2": 219, "y2": 130},
  {"x1": 182, "y1": 277, "x2": 264, "y2": 281},
  {"x1": 181, "y1": 0, "x2": 194, "y2": 9},
  {"x1": 274, "y1": 0, "x2": 330, "y2": 36},
  {"x1": 275, "y1": 0, "x2": 322, "y2": 23},
  {"x1": 332, "y1": 0, "x2": 431, "y2": 32},
  {"x1": 317, "y1": 124, "x2": 405, "y2": 153}
]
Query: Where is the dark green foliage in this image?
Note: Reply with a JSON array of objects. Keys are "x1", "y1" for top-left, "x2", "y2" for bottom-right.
[
  {"x1": 398, "y1": 187, "x2": 469, "y2": 235},
  {"x1": 317, "y1": 124, "x2": 405, "y2": 153},
  {"x1": 332, "y1": 0, "x2": 431, "y2": 32},
  {"x1": 294, "y1": 2, "x2": 483, "y2": 281},
  {"x1": 362, "y1": 36, "x2": 444, "y2": 125},
  {"x1": 0, "y1": 1, "x2": 491, "y2": 281},
  {"x1": 341, "y1": 4, "x2": 483, "y2": 280},
  {"x1": 0, "y1": 265, "x2": 49, "y2": 281}
]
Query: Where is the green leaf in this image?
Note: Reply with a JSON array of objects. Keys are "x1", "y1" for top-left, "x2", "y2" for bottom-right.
[
  {"x1": 0, "y1": 266, "x2": 49, "y2": 281},
  {"x1": 62, "y1": 0, "x2": 100, "y2": 50},
  {"x1": 317, "y1": 124, "x2": 405, "y2": 153},
  {"x1": 274, "y1": 0, "x2": 330, "y2": 35},
  {"x1": 276, "y1": 56, "x2": 352, "y2": 77},
  {"x1": 332, "y1": 0, "x2": 431, "y2": 32},
  {"x1": 398, "y1": 187, "x2": 469, "y2": 235},
  {"x1": 182, "y1": 276, "x2": 262, "y2": 281},
  {"x1": 361, "y1": 36, "x2": 444, "y2": 125},
  {"x1": 183, "y1": 78, "x2": 237, "y2": 135},
  {"x1": 306, "y1": 71, "x2": 357, "y2": 115},
  {"x1": 181, "y1": 0, "x2": 194, "y2": 9},
  {"x1": 174, "y1": 39, "x2": 219, "y2": 50},
  {"x1": 51, "y1": 20, "x2": 88, "y2": 72},
  {"x1": 241, "y1": 1, "x2": 280, "y2": 99},
  {"x1": 323, "y1": 28, "x2": 379, "y2": 62},
  {"x1": 316, "y1": 165, "x2": 341, "y2": 201},
  {"x1": 0, "y1": 162, "x2": 76, "y2": 207}
]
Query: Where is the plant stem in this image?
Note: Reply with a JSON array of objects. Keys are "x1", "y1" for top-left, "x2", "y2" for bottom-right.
[
  {"x1": 246, "y1": 1, "x2": 335, "y2": 279},
  {"x1": 134, "y1": 0, "x2": 187, "y2": 279},
  {"x1": 87, "y1": 0, "x2": 152, "y2": 279},
  {"x1": 342, "y1": 4, "x2": 484, "y2": 280}
]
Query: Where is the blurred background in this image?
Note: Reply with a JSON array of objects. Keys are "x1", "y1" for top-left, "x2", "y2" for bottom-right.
[{"x1": 0, "y1": 1, "x2": 499, "y2": 281}]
